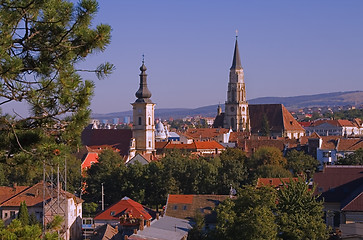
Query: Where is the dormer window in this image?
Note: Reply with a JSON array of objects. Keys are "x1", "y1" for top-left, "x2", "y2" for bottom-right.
[{"x1": 110, "y1": 211, "x2": 115, "y2": 216}]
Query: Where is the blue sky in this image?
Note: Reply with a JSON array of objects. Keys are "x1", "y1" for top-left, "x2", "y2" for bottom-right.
[{"x1": 3, "y1": 0, "x2": 363, "y2": 115}]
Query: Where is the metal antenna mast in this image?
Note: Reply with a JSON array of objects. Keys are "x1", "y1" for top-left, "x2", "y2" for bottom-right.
[{"x1": 43, "y1": 154, "x2": 67, "y2": 237}]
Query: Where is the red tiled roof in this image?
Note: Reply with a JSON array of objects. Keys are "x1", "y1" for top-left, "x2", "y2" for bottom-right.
[
  {"x1": 342, "y1": 192, "x2": 363, "y2": 212},
  {"x1": 299, "y1": 122, "x2": 311, "y2": 127},
  {"x1": 166, "y1": 194, "x2": 229, "y2": 223},
  {"x1": 310, "y1": 119, "x2": 355, "y2": 127},
  {"x1": 183, "y1": 128, "x2": 229, "y2": 140},
  {"x1": 81, "y1": 152, "x2": 99, "y2": 170},
  {"x1": 161, "y1": 141, "x2": 225, "y2": 151},
  {"x1": 94, "y1": 197, "x2": 153, "y2": 221},
  {"x1": 282, "y1": 105, "x2": 305, "y2": 132},
  {"x1": 0, "y1": 186, "x2": 28, "y2": 204},
  {"x1": 194, "y1": 141, "x2": 225, "y2": 150},
  {"x1": 81, "y1": 129, "x2": 132, "y2": 156},
  {"x1": 167, "y1": 195, "x2": 194, "y2": 204},
  {"x1": 0, "y1": 182, "x2": 82, "y2": 207},
  {"x1": 313, "y1": 166, "x2": 363, "y2": 203}
]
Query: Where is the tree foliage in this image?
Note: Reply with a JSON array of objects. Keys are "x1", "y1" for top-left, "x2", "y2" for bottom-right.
[
  {"x1": 336, "y1": 148, "x2": 363, "y2": 165},
  {"x1": 286, "y1": 150, "x2": 319, "y2": 177},
  {"x1": 0, "y1": 0, "x2": 113, "y2": 188},
  {"x1": 18, "y1": 201, "x2": 29, "y2": 226},
  {"x1": 276, "y1": 179, "x2": 328, "y2": 240},
  {"x1": 214, "y1": 179, "x2": 328, "y2": 240}
]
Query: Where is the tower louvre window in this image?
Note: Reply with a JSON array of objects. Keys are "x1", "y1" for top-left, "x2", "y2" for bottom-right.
[{"x1": 138, "y1": 117, "x2": 141, "y2": 125}]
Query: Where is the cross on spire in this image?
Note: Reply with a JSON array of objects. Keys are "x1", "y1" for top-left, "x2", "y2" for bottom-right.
[{"x1": 235, "y1": 29, "x2": 238, "y2": 39}]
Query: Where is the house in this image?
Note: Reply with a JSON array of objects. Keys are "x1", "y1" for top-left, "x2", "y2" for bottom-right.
[
  {"x1": 313, "y1": 165, "x2": 363, "y2": 237},
  {"x1": 179, "y1": 128, "x2": 232, "y2": 144},
  {"x1": 165, "y1": 194, "x2": 229, "y2": 230},
  {"x1": 126, "y1": 153, "x2": 153, "y2": 166},
  {"x1": 0, "y1": 182, "x2": 83, "y2": 240},
  {"x1": 304, "y1": 119, "x2": 359, "y2": 136},
  {"x1": 306, "y1": 134, "x2": 363, "y2": 164},
  {"x1": 93, "y1": 197, "x2": 156, "y2": 230},
  {"x1": 156, "y1": 141, "x2": 225, "y2": 156}
]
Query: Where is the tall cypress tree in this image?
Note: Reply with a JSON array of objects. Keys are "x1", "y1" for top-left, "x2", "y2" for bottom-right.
[{"x1": 18, "y1": 201, "x2": 29, "y2": 226}]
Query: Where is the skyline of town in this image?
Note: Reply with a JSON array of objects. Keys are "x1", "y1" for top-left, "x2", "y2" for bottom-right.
[{"x1": 1, "y1": 0, "x2": 362, "y2": 117}]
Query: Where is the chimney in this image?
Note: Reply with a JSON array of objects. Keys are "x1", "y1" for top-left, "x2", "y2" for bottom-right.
[
  {"x1": 146, "y1": 220, "x2": 150, "y2": 227},
  {"x1": 133, "y1": 228, "x2": 137, "y2": 234},
  {"x1": 156, "y1": 213, "x2": 159, "y2": 220}
]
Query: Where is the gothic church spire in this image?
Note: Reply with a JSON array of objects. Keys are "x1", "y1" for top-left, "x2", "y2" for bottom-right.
[{"x1": 230, "y1": 37, "x2": 242, "y2": 70}]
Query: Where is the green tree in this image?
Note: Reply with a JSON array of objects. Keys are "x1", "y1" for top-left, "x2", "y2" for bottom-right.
[
  {"x1": 336, "y1": 148, "x2": 363, "y2": 165},
  {"x1": 18, "y1": 201, "x2": 29, "y2": 226},
  {"x1": 0, "y1": 0, "x2": 113, "y2": 186},
  {"x1": 255, "y1": 164, "x2": 292, "y2": 179},
  {"x1": 188, "y1": 211, "x2": 206, "y2": 240},
  {"x1": 84, "y1": 149, "x2": 126, "y2": 205},
  {"x1": 276, "y1": 179, "x2": 328, "y2": 240},
  {"x1": 286, "y1": 150, "x2": 319, "y2": 177},
  {"x1": 83, "y1": 202, "x2": 98, "y2": 217},
  {"x1": 249, "y1": 146, "x2": 287, "y2": 169},
  {"x1": 260, "y1": 114, "x2": 270, "y2": 136},
  {"x1": 215, "y1": 148, "x2": 248, "y2": 194},
  {"x1": 214, "y1": 186, "x2": 278, "y2": 240}
]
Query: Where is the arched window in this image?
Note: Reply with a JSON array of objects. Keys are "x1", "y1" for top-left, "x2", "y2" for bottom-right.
[
  {"x1": 138, "y1": 117, "x2": 141, "y2": 125},
  {"x1": 148, "y1": 117, "x2": 151, "y2": 125},
  {"x1": 231, "y1": 118, "x2": 234, "y2": 128}
]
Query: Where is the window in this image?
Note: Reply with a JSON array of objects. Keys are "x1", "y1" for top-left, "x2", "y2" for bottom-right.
[
  {"x1": 323, "y1": 152, "x2": 331, "y2": 158},
  {"x1": 10, "y1": 211, "x2": 15, "y2": 219},
  {"x1": 183, "y1": 205, "x2": 187, "y2": 210},
  {"x1": 173, "y1": 205, "x2": 178, "y2": 210},
  {"x1": 148, "y1": 141, "x2": 151, "y2": 148},
  {"x1": 230, "y1": 118, "x2": 234, "y2": 128},
  {"x1": 110, "y1": 211, "x2": 115, "y2": 216},
  {"x1": 148, "y1": 117, "x2": 151, "y2": 125},
  {"x1": 4, "y1": 212, "x2": 8, "y2": 218},
  {"x1": 138, "y1": 117, "x2": 141, "y2": 125}
]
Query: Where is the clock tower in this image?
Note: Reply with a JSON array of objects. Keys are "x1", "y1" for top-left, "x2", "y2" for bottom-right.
[
  {"x1": 224, "y1": 36, "x2": 250, "y2": 131},
  {"x1": 132, "y1": 60, "x2": 155, "y2": 153}
]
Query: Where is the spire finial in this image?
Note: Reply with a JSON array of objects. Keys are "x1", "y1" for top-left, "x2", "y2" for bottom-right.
[
  {"x1": 235, "y1": 29, "x2": 238, "y2": 39},
  {"x1": 142, "y1": 54, "x2": 145, "y2": 64}
]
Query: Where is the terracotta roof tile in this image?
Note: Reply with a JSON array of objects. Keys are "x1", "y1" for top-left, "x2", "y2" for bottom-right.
[
  {"x1": 0, "y1": 186, "x2": 28, "y2": 204},
  {"x1": 81, "y1": 152, "x2": 99, "y2": 170},
  {"x1": 181, "y1": 128, "x2": 229, "y2": 141},
  {"x1": 0, "y1": 182, "x2": 82, "y2": 207},
  {"x1": 94, "y1": 197, "x2": 154, "y2": 221},
  {"x1": 165, "y1": 194, "x2": 229, "y2": 223},
  {"x1": 167, "y1": 195, "x2": 194, "y2": 204},
  {"x1": 313, "y1": 166, "x2": 363, "y2": 203},
  {"x1": 281, "y1": 105, "x2": 305, "y2": 132}
]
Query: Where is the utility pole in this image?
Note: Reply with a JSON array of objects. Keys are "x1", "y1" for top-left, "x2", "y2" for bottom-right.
[{"x1": 101, "y1": 183, "x2": 104, "y2": 211}]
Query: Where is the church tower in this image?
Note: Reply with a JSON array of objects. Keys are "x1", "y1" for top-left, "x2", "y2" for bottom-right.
[
  {"x1": 223, "y1": 36, "x2": 250, "y2": 131},
  {"x1": 132, "y1": 60, "x2": 155, "y2": 153}
]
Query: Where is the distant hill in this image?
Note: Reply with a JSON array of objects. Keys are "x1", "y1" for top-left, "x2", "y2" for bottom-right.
[{"x1": 92, "y1": 91, "x2": 363, "y2": 120}]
